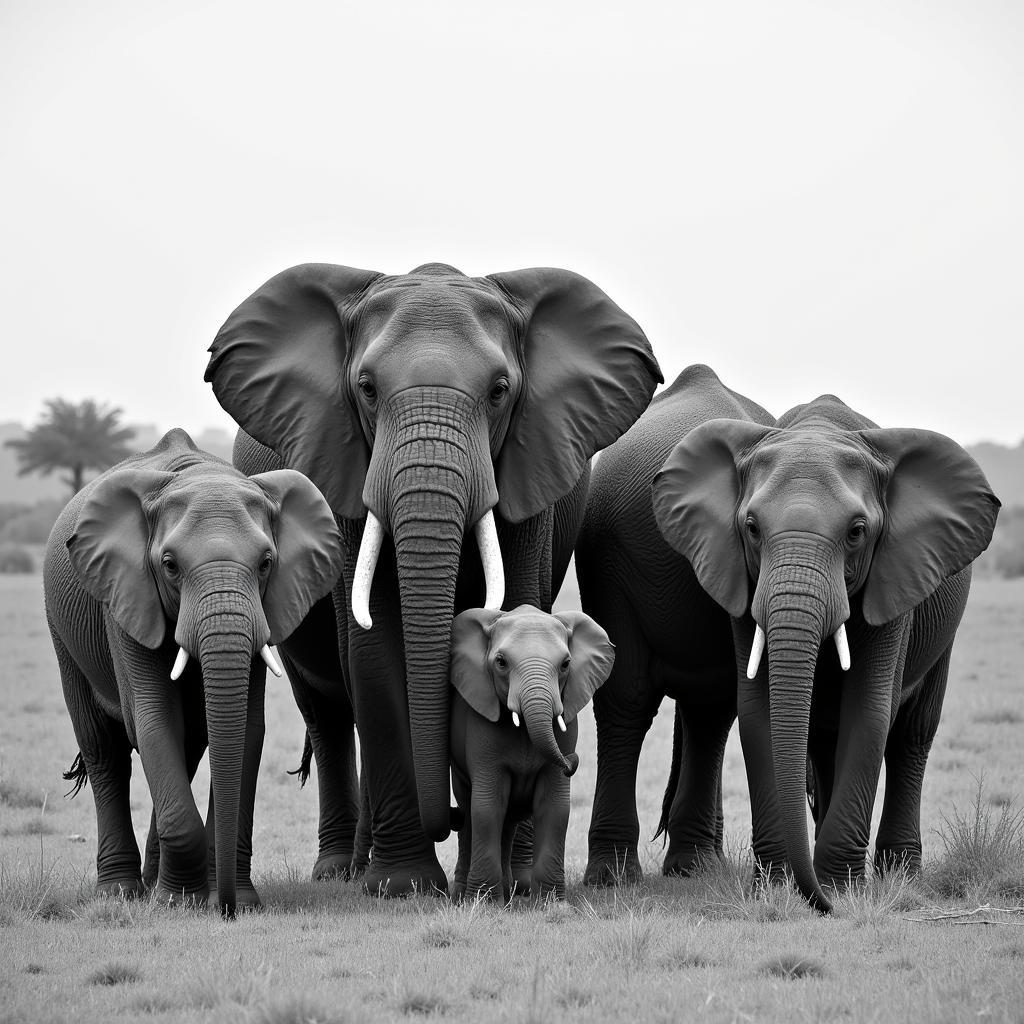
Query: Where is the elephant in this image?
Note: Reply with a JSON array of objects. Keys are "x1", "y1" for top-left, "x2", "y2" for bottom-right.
[
  {"x1": 205, "y1": 261, "x2": 662, "y2": 894},
  {"x1": 449, "y1": 605, "x2": 614, "y2": 901},
  {"x1": 44, "y1": 429, "x2": 342, "y2": 915},
  {"x1": 651, "y1": 394, "x2": 1000, "y2": 911},
  {"x1": 574, "y1": 364, "x2": 775, "y2": 884}
]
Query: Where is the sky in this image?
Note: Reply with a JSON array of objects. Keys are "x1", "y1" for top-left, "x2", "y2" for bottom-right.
[{"x1": 1, "y1": 0, "x2": 1022, "y2": 448}]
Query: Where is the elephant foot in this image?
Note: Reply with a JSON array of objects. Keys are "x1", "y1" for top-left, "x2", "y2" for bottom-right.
[
  {"x1": 95, "y1": 877, "x2": 145, "y2": 899},
  {"x1": 509, "y1": 868, "x2": 531, "y2": 897},
  {"x1": 312, "y1": 852, "x2": 356, "y2": 882},
  {"x1": 583, "y1": 848, "x2": 642, "y2": 886},
  {"x1": 662, "y1": 845, "x2": 720, "y2": 878},
  {"x1": 874, "y1": 846, "x2": 922, "y2": 877},
  {"x1": 152, "y1": 881, "x2": 209, "y2": 909},
  {"x1": 362, "y1": 856, "x2": 448, "y2": 898}
]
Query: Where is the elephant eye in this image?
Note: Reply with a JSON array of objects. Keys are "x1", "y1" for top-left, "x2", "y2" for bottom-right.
[
  {"x1": 489, "y1": 378, "x2": 510, "y2": 404},
  {"x1": 357, "y1": 376, "x2": 377, "y2": 403},
  {"x1": 560, "y1": 656, "x2": 571, "y2": 675},
  {"x1": 161, "y1": 553, "x2": 180, "y2": 579},
  {"x1": 494, "y1": 652, "x2": 508, "y2": 671},
  {"x1": 744, "y1": 517, "x2": 761, "y2": 542},
  {"x1": 258, "y1": 553, "x2": 274, "y2": 577},
  {"x1": 847, "y1": 520, "x2": 867, "y2": 544}
]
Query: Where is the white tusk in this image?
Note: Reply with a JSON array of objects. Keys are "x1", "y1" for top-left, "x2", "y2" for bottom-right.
[
  {"x1": 261, "y1": 645, "x2": 284, "y2": 678},
  {"x1": 475, "y1": 509, "x2": 505, "y2": 611},
  {"x1": 833, "y1": 623, "x2": 851, "y2": 671},
  {"x1": 512, "y1": 711, "x2": 520, "y2": 728},
  {"x1": 351, "y1": 511, "x2": 384, "y2": 630},
  {"x1": 170, "y1": 647, "x2": 189, "y2": 681},
  {"x1": 557, "y1": 715, "x2": 566, "y2": 733},
  {"x1": 746, "y1": 624, "x2": 766, "y2": 680}
]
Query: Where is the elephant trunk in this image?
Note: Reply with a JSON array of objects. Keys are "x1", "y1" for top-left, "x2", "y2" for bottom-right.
[
  {"x1": 373, "y1": 387, "x2": 500, "y2": 842},
  {"x1": 182, "y1": 566, "x2": 267, "y2": 919},
  {"x1": 755, "y1": 537, "x2": 848, "y2": 914},
  {"x1": 517, "y1": 675, "x2": 577, "y2": 778}
]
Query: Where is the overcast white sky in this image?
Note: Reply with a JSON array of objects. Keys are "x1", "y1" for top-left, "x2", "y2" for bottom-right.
[{"x1": 1, "y1": 0, "x2": 1021, "y2": 448}]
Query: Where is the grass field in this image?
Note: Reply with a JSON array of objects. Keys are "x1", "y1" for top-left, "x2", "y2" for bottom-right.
[{"x1": 1, "y1": 569, "x2": 1023, "y2": 1023}]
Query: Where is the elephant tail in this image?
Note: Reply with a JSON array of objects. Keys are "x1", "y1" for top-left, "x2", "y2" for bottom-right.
[
  {"x1": 653, "y1": 703, "x2": 684, "y2": 846},
  {"x1": 286, "y1": 731, "x2": 314, "y2": 788},
  {"x1": 62, "y1": 752, "x2": 89, "y2": 798}
]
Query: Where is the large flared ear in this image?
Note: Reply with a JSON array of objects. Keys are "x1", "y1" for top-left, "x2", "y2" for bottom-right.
[
  {"x1": 556, "y1": 611, "x2": 615, "y2": 722},
  {"x1": 205, "y1": 264, "x2": 384, "y2": 519},
  {"x1": 67, "y1": 468, "x2": 175, "y2": 648},
  {"x1": 487, "y1": 269, "x2": 663, "y2": 523},
  {"x1": 251, "y1": 470, "x2": 345, "y2": 644},
  {"x1": 857, "y1": 428, "x2": 1000, "y2": 625},
  {"x1": 652, "y1": 419, "x2": 775, "y2": 618},
  {"x1": 450, "y1": 608, "x2": 505, "y2": 722}
]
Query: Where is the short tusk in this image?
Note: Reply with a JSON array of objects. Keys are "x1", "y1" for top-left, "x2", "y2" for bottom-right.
[
  {"x1": 512, "y1": 711, "x2": 520, "y2": 728},
  {"x1": 261, "y1": 645, "x2": 283, "y2": 678},
  {"x1": 746, "y1": 624, "x2": 765, "y2": 680},
  {"x1": 557, "y1": 715, "x2": 566, "y2": 733},
  {"x1": 834, "y1": 623, "x2": 851, "y2": 671},
  {"x1": 475, "y1": 509, "x2": 505, "y2": 611},
  {"x1": 170, "y1": 647, "x2": 189, "y2": 681},
  {"x1": 351, "y1": 511, "x2": 384, "y2": 630}
]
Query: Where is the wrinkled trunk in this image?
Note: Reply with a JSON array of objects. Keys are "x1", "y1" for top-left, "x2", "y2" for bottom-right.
[
  {"x1": 519, "y1": 680, "x2": 577, "y2": 778},
  {"x1": 182, "y1": 566, "x2": 265, "y2": 918},
  {"x1": 377, "y1": 387, "x2": 498, "y2": 842},
  {"x1": 755, "y1": 537, "x2": 848, "y2": 914}
]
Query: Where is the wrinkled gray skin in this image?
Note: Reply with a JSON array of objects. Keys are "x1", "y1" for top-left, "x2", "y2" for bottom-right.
[
  {"x1": 575, "y1": 365, "x2": 775, "y2": 884},
  {"x1": 449, "y1": 606, "x2": 614, "y2": 901},
  {"x1": 653, "y1": 395, "x2": 1000, "y2": 911},
  {"x1": 44, "y1": 430, "x2": 342, "y2": 916},
  {"x1": 209, "y1": 262, "x2": 661, "y2": 895}
]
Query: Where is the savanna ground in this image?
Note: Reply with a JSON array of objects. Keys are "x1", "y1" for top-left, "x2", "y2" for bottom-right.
[{"x1": 1, "y1": 561, "x2": 1023, "y2": 1023}]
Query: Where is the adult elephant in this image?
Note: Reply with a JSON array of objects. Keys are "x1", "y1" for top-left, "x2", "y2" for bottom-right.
[
  {"x1": 652, "y1": 395, "x2": 1000, "y2": 910},
  {"x1": 45, "y1": 429, "x2": 342, "y2": 916},
  {"x1": 205, "y1": 262, "x2": 662, "y2": 894},
  {"x1": 575, "y1": 364, "x2": 774, "y2": 884}
]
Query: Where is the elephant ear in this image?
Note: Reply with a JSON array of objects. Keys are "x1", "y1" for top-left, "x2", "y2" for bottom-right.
[
  {"x1": 251, "y1": 470, "x2": 345, "y2": 645},
  {"x1": 68, "y1": 467, "x2": 175, "y2": 648},
  {"x1": 556, "y1": 611, "x2": 615, "y2": 722},
  {"x1": 652, "y1": 419, "x2": 775, "y2": 618},
  {"x1": 450, "y1": 608, "x2": 505, "y2": 722},
  {"x1": 857, "y1": 428, "x2": 1000, "y2": 625},
  {"x1": 205, "y1": 264, "x2": 384, "y2": 519},
  {"x1": 488, "y1": 269, "x2": 663, "y2": 523}
]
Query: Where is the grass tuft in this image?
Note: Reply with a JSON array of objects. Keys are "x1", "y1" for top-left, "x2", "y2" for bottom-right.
[
  {"x1": 419, "y1": 893, "x2": 488, "y2": 947},
  {"x1": 0, "y1": 779, "x2": 46, "y2": 809},
  {"x1": 830, "y1": 868, "x2": 922, "y2": 925},
  {"x1": 397, "y1": 987, "x2": 451, "y2": 1015},
  {"x1": 691, "y1": 856, "x2": 810, "y2": 921},
  {"x1": 87, "y1": 962, "x2": 142, "y2": 986},
  {"x1": 971, "y1": 708, "x2": 1023, "y2": 725},
  {"x1": 759, "y1": 953, "x2": 827, "y2": 980},
  {"x1": 929, "y1": 777, "x2": 1024, "y2": 899},
  {"x1": 246, "y1": 994, "x2": 350, "y2": 1024}
]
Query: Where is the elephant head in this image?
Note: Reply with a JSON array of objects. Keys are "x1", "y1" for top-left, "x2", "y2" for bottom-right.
[
  {"x1": 451, "y1": 605, "x2": 614, "y2": 776},
  {"x1": 651, "y1": 396, "x2": 999, "y2": 909},
  {"x1": 67, "y1": 430, "x2": 342, "y2": 915},
  {"x1": 205, "y1": 263, "x2": 660, "y2": 840}
]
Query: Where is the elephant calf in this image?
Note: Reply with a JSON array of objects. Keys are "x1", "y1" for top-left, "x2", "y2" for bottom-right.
[
  {"x1": 44, "y1": 429, "x2": 342, "y2": 916},
  {"x1": 449, "y1": 605, "x2": 614, "y2": 900}
]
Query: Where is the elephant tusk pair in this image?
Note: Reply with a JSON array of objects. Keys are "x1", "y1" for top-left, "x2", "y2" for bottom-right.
[
  {"x1": 350, "y1": 508, "x2": 506, "y2": 630},
  {"x1": 170, "y1": 644, "x2": 283, "y2": 680},
  {"x1": 745, "y1": 623, "x2": 851, "y2": 679}
]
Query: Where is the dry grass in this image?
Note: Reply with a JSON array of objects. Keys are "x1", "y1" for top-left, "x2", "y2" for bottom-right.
[{"x1": 0, "y1": 573, "x2": 1023, "y2": 1023}]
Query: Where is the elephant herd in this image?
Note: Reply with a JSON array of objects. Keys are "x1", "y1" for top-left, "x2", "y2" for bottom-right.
[{"x1": 43, "y1": 261, "x2": 1000, "y2": 917}]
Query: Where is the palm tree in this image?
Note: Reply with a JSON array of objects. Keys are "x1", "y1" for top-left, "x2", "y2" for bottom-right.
[{"x1": 5, "y1": 399, "x2": 136, "y2": 495}]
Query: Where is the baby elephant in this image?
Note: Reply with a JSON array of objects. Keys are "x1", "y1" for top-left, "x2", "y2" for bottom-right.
[
  {"x1": 45, "y1": 429, "x2": 342, "y2": 916},
  {"x1": 449, "y1": 605, "x2": 614, "y2": 901}
]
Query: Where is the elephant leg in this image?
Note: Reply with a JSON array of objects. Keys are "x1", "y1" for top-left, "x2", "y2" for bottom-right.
[
  {"x1": 501, "y1": 820, "x2": 518, "y2": 899},
  {"x1": 142, "y1": 809, "x2": 160, "y2": 889},
  {"x1": 874, "y1": 647, "x2": 952, "y2": 876},
  {"x1": 53, "y1": 635, "x2": 142, "y2": 897},
  {"x1": 662, "y1": 698, "x2": 734, "y2": 876},
  {"x1": 531, "y1": 770, "x2": 571, "y2": 900},
  {"x1": 807, "y1": 729, "x2": 837, "y2": 841},
  {"x1": 284, "y1": 654, "x2": 360, "y2": 881},
  {"x1": 466, "y1": 771, "x2": 511, "y2": 901},
  {"x1": 509, "y1": 819, "x2": 534, "y2": 895},
  {"x1": 451, "y1": 768, "x2": 471, "y2": 901},
  {"x1": 345, "y1": 588, "x2": 447, "y2": 897},
  {"x1": 584, "y1": 599, "x2": 658, "y2": 886},
  {"x1": 352, "y1": 765, "x2": 372, "y2": 878}
]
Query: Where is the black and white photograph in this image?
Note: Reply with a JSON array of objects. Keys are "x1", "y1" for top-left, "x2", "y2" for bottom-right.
[{"x1": 1, "y1": 2, "x2": 1022, "y2": 1020}]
